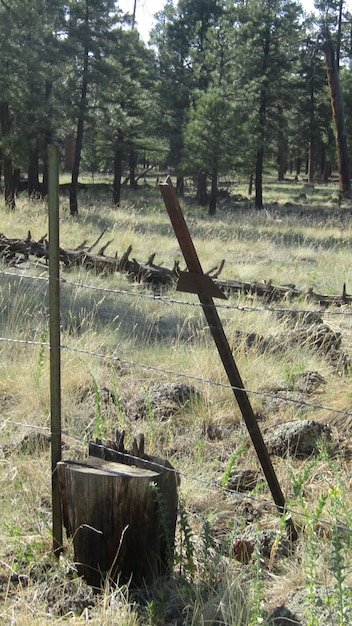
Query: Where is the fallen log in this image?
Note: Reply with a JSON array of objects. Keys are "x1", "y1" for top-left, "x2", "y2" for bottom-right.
[
  {"x1": 214, "y1": 277, "x2": 352, "y2": 307},
  {"x1": 0, "y1": 231, "x2": 351, "y2": 306}
]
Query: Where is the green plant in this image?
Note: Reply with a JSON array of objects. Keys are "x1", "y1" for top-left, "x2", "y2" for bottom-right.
[
  {"x1": 143, "y1": 386, "x2": 157, "y2": 448},
  {"x1": 248, "y1": 538, "x2": 265, "y2": 626},
  {"x1": 176, "y1": 499, "x2": 195, "y2": 578},
  {"x1": 283, "y1": 362, "x2": 305, "y2": 391},
  {"x1": 304, "y1": 491, "x2": 330, "y2": 626},
  {"x1": 34, "y1": 325, "x2": 48, "y2": 385},
  {"x1": 150, "y1": 482, "x2": 175, "y2": 571},
  {"x1": 80, "y1": 360, "x2": 104, "y2": 438},
  {"x1": 330, "y1": 522, "x2": 350, "y2": 626},
  {"x1": 221, "y1": 439, "x2": 248, "y2": 487}
]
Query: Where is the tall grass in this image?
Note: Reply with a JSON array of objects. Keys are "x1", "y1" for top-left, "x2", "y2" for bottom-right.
[{"x1": 1, "y1": 182, "x2": 352, "y2": 623}]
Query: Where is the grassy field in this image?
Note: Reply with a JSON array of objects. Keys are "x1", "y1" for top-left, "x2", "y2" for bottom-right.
[{"x1": 1, "y1": 177, "x2": 352, "y2": 624}]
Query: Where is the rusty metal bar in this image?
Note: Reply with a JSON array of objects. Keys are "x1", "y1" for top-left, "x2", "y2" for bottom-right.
[{"x1": 159, "y1": 176, "x2": 297, "y2": 540}]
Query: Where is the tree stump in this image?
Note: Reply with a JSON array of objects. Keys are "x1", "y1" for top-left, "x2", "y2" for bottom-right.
[{"x1": 57, "y1": 455, "x2": 178, "y2": 588}]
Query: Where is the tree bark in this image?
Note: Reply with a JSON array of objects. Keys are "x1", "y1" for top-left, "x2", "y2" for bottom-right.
[
  {"x1": 307, "y1": 82, "x2": 315, "y2": 183},
  {"x1": 255, "y1": 145, "x2": 264, "y2": 209},
  {"x1": 197, "y1": 171, "x2": 207, "y2": 206},
  {"x1": 255, "y1": 87, "x2": 267, "y2": 208},
  {"x1": 28, "y1": 144, "x2": 40, "y2": 196},
  {"x1": 176, "y1": 175, "x2": 184, "y2": 196},
  {"x1": 129, "y1": 149, "x2": 138, "y2": 189},
  {"x1": 113, "y1": 130, "x2": 123, "y2": 206},
  {"x1": 277, "y1": 105, "x2": 285, "y2": 181},
  {"x1": 42, "y1": 80, "x2": 53, "y2": 198},
  {"x1": 336, "y1": 0, "x2": 344, "y2": 69},
  {"x1": 58, "y1": 455, "x2": 178, "y2": 587},
  {"x1": 70, "y1": 0, "x2": 89, "y2": 216},
  {"x1": 322, "y1": 28, "x2": 351, "y2": 198},
  {"x1": 208, "y1": 165, "x2": 218, "y2": 215},
  {"x1": 64, "y1": 134, "x2": 76, "y2": 172},
  {"x1": 0, "y1": 102, "x2": 15, "y2": 209}
]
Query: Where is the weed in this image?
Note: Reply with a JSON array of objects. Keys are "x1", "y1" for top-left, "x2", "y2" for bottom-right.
[
  {"x1": 248, "y1": 538, "x2": 265, "y2": 626},
  {"x1": 150, "y1": 482, "x2": 175, "y2": 571},
  {"x1": 176, "y1": 499, "x2": 195, "y2": 578},
  {"x1": 283, "y1": 362, "x2": 305, "y2": 391},
  {"x1": 81, "y1": 360, "x2": 104, "y2": 438},
  {"x1": 221, "y1": 439, "x2": 248, "y2": 487},
  {"x1": 34, "y1": 325, "x2": 48, "y2": 385}
]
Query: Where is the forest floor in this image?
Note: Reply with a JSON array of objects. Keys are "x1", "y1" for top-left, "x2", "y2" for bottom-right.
[{"x1": 1, "y1": 176, "x2": 352, "y2": 625}]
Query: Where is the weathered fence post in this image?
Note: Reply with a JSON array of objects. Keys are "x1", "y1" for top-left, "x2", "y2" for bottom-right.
[{"x1": 48, "y1": 144, "x2": 63, "y2": 554}]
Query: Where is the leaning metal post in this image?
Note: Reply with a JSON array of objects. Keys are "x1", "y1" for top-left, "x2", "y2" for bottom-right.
[{"x1": 159, "y1": 176, "x2": 297, "y2": 541}]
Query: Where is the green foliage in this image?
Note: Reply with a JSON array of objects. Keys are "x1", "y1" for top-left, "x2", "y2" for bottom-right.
[
  {"x1": 283, "y1": 362, "x2": 305, "y2": 391},
  {"x1": 176, "y1": 499, "x2": 195, "y2": 577},
  {"x1": 34, "y1": 325, "x2": 48, "y2": 386},
  {"x1": 81, "y1": 360, "x2": 104, "y2": 438},
  {"x1": 221, "y1": 439, "x2": 248, "y2": 488}
]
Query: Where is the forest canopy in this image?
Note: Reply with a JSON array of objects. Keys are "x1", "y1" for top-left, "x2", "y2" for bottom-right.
[{"x1": 0, "y1": 0, "x2": 351, "y2": 213}]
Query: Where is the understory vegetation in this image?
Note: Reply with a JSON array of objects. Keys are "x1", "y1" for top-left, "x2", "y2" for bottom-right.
[{"x1": 1, "y1": 179, "x2": 352, "y2": 625}]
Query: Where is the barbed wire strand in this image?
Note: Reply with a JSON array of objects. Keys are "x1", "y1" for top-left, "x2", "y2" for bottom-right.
[
  {"x1": 0, "y1": 335, "x2": 351, "y2": 420},
  {"x1": 1, "y1": 267, "x2": 352, "y2": 317},
  {"x1": 1, "y1": 270, "x2": 352, "y2": 536},
  {"x1": 1, "y1": 414, "x2": 351, "y2": 536}
]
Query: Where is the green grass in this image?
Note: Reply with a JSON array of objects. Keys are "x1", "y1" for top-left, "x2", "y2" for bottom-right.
[{"x1": 1, "y1": 178, "x2": 352, "y2": 624}]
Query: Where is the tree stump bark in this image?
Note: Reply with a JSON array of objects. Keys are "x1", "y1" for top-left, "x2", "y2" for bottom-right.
[{"x1": 57, "y1": 455, "x2": 178, "y2": 588}]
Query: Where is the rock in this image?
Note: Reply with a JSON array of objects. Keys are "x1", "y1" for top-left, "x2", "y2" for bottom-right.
[
  {"x1": 284, "y1": 585, "x2": 352, "y2": 625},
  {"x1": 226, "y1": 468, "x2": 259, "y2": 492},
  {"x1": 267, "y1": 605, "x2": 302, "y2": 625},
  {"x1": 265, "y1": 419, "x2": 332, "y2": 457},
  {"x1": 295, "y1": 371, "x2": 325, "y2": 394},
  {"x1": 124, "y1": 382, "x2": 201, "y2": 420}
]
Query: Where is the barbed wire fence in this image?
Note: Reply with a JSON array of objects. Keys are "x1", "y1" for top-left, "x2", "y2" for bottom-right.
[{"x1": 1, "y1": 264, "x2": 352, "y2": 539}]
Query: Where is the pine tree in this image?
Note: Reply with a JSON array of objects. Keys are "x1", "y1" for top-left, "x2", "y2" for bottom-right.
[
  {"x1": 64, "y1": 0, "x2": 121, "y2": 215},
  {"x1": 236, "y1": 0, "x2": 303, "y2": 207}
]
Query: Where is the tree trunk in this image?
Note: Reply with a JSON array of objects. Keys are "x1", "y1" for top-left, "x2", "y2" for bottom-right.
[
  {"x1": 255, "y1": 145, "x2": 263, "y2": 209},
  {"x1": 255, "y1": 89, "x2": 266, "y2": 208},
  {"x1": 64, "y1": 135, "x2": 76, "y2": 172},
  {"x1": 42, "y1": 80, "x2": 53, "y2": 198},
  {"x1": 0, "y1": 102, "x2": 15, "y2": 209},
  {"x1": 197, "y1": 171, "x2": 207, "y2": 206},
  {"x1": 277, "y1": 105, "x2": 285, "y2": 181},
  {"x1": 277, "y1": 140, "x2": 285, "y2": 181},
  {"x1": 176, "y1": 175, "x2": 184, "y2": 196},
  {"x1": 322, "y1": 159, "x2": 331, "y2": 183},
  {"x1": 248, "y1": 173, "x2": 253, "y2": 196},
  {"x1": 28, "y1": 145, "x2": 40, "y2": 196},
  {"x1": 208, "y1": 165, "x2": 218, "y2": 215},
  {"x1": 307, "y1": 80, "x2": 315, "y2": 183},
  {"x1": 13, "y1": 169, "x2": 20, "y2": 195},
  {"x1": 113, "y1": 130, "x2": 123, "y2": 206},
  {"x1": 254, "y1": 32, "x2": 269, "y2": 209},
  {"x1": 295, "y1": 158, "x2": 301, "y2": 176},
  {"x1": 58, "y1": 454, "x2": 178, "y2": 587},
  {"x1": 322, "y1": 28, "x2": 351, "y2": 198},
  {"x1": 308, "y1": 139, "x2": 315, "y2": 183},
  {"x1": 70, "y1": 1, "x2": 89, "y2": 216},
  {"x1": 129, "y1": 150, "x2": 138, "y2": 189},
  {"x1": 336, "y1": 0, "x2": 343, "y2": 69}
]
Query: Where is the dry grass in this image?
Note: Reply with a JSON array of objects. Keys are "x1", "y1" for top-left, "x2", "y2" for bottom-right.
[{"x1": 1, "y1": 178, "x2": 352, "y2": 624}]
